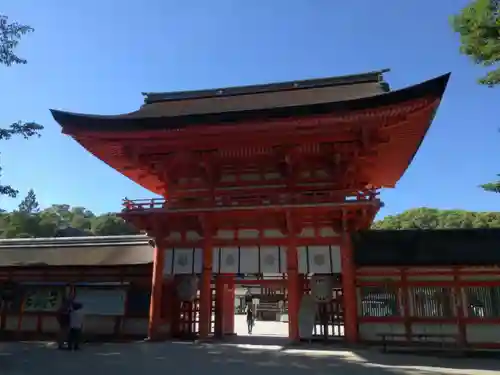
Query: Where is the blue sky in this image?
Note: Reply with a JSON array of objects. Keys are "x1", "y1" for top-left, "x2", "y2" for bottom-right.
[{"x1": 1, "y1": 0, "x2": 498, "y2": 218}]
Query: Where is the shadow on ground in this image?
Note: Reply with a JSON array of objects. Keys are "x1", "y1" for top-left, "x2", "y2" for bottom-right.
[{"x1": 1, "y1": 338, "x2": 499, "y2": 375}]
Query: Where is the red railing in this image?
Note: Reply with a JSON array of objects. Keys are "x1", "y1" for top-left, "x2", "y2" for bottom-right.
[{"x1": 122, "y1": 190, "x2": 379, "y2": 212}]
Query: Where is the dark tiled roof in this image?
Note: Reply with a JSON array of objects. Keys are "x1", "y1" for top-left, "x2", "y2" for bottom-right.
[
  {"x1": 353, "y1": 228, "x2": 500, "y2": 267},
  {"x1": 50, "y1": 73, "x2": 449, "y2": 132},
  {"x1": 142, "y1": 69, "x2": 390, "y2": 104},
  {"x1": 0, "y1": 235, "x2": 154, "y2": 267}
]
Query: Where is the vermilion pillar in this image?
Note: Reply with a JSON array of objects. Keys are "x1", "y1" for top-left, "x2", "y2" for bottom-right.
[
  {"x1": 286, "y1": 211, "x2": 300, "y2": 341},
  {"x1": 341, "y1": 231, "x2": 358, "y2": 343},
  {"x1": 148, "y1": 240, "x2": 165, "y2": 340},
  {"x1": 223, "y1": 277, "x2": 235, "y2": 335},
  {"x1": 214, "y1": 276, "x2": 225, "y2": 338},
  {"x1": 199, "y1": 219, "x2": 213, "y2": 339}
]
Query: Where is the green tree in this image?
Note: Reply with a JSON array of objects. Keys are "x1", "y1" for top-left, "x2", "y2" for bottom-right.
[
  {"x1": 69, "y1": 206, "x2": 95, "y2": 232},
  {"x1": 0, "y1": 14, "x2": 43, "y2": 199},
  {"x1": 372, "y1": 208, "x2": 500, "y2": 230},
  {"x1": 481, "y1": 175, "x2": 500, "y2": 193},
  {"x1": 18, "y1": 189, "x2": 40, "y2": 213},
  {"x1": 91, "y1": 214, "x2": 139, "y2": 236},
  {"x1": 451, "y1": 0, "x2": 500, "y2": 87},
  {"x1": 452, "y1": 2, "x2": 500, "y2": 191},
  {"x1": 0, "y1": 204, "x2": 140, "y2": 238}
]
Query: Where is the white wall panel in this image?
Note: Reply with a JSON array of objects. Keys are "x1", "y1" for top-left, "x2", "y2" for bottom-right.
[
  {"x1": 308, "y1": 246, "x2": 333, "y2": 274},
  {"x1": 297, "y1": 245, "x2": 342, "y2": 274},
  {"x1": 239, "y1": 246, "x2": 259, "y2": 273},
  {"x1": 74, "y1": 288, "x2": 126, "y2": 316},
  {"x1": 279, "y1": 247, "x2": 288, "y2": 273},
  {"x1": 330, "y1": 245, "x2": 341, "y2": 273},
  {"x1": 218, "y1": 247, "x2": 240, "y2": 273},
  {"x1": 298, "y1": 246, "x2": 309, "y2": 274},
  {"x1": 238, "y1": 229, "x2": 259, "y2": 239},
  {"x1": 212, "y1": 246, "x2": 288, "y2": 274},
  {"x1": 163, "y1": 248, "x2": 202, "y2": 275},
  {"x1": 319, "y1": 227, "x2": 337, "y2": 237},
  {"x1": 259, "y1": 246, "x2": 281, "y2": 273}
]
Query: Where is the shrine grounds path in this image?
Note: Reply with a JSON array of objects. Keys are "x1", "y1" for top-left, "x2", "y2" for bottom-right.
[{"x1": 2, "y1": 339, "x2": 499, "y2": 375}]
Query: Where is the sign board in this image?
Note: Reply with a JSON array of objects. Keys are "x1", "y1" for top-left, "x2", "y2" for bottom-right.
[
  {"x1": 23, "y1": 288, "x2": 62, "y2": 312},
  {"x1": 74, "y1": 288, "x2": 126, "y2": 316}
]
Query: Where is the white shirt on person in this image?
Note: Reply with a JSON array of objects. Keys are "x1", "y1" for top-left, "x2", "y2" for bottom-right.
[{"x1": 70, "y1": 309, "x2": 84, "y2": 329}]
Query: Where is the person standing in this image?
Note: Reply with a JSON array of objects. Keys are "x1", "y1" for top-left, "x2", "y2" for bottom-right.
[
  {"x1": 68, "y1": 303, "x2": 84, "y2": 351},
  {"x1": 246, "y1": 306, "x2": 254, "y2": 335},
  {"x1": 56, "y1": 298, "x2": 72, "y2": 350}
]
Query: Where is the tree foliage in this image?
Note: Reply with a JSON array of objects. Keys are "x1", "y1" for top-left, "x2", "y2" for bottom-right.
[
  {"x1": 0, "y1": 14, "x2": 43, "y2": 200},
  {"x1": 451, "y1": 0, "x2": 500, "y2": 87},
  {"x1": 0, "y1": 190, "x2": 139, "y2": 238},
  {"x1": 372, "y1": 208, "x2": 500, "y2": 230},
  {"x1": 17, "y1": 189, "x2": 39, "y2": 213},
  {"x1": 481, "y1": 175, "x2": 500, "y2": 193}
]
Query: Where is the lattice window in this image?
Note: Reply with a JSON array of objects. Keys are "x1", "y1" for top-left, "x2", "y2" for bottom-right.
[
  {"x1": 464, "y1": 286, "x2": 500, "y2": 318},
  {"x1": 409, "y1": 287, "x2": 455, "y2": 318},
  {"x1": 358, "y1": 286, "x2": 400, "y2": 317}
]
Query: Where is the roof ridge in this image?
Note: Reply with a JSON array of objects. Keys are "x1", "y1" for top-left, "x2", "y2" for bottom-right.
[{"x1": 142, "y1": 69, "x2": 391, "y2": 105}]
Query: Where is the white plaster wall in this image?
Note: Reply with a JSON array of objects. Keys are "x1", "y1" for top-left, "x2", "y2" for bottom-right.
[
  {"x1": 167, "y1": 232, "x2": 182, "y2": 241},
  {"x1": 411, "y1": 323, "x2": 459, "y2": 342},
  {"x1": 18, "y1": 315, "x2": 37, "y2": 332},
  {"x1": 319, "y1": 227, "x2": 337, "y2": 237},
  {"x1": 82, "y1": 316, "x2": 115, "y2": 335},
  {"x1": 299, "y1": 227, "x2": 315, "y2": 238},
  {"x1": 359, "y1": 322, "x2": 406, "y2": 341},
  {"x1": 263, "y1": 229, "x2": 285, "y2": 238},
  {"x1": 42, "y1": 316, "x2": 59, "y2": 333},
  {"x1": 466, "y1": 324, "x2": 500, "y2": 343},
  {"x1": 215, "y1": 230, "x2": 234, "y2": 239},
  {"x1": 240, "y1": 174, "x2": 260, "y2": 181},
  {"x1": 238, "y1": 229, "x2": 259, "y2": 239},
  {"x1": 186, "y1": 231, "x2": 202, "y2": 241},
  {"x1": 5, "y1": 316, "x2": 19, "y2": 331},
  {"x1": 122, "y1": 318, "x2": 148, "y2": 336}
]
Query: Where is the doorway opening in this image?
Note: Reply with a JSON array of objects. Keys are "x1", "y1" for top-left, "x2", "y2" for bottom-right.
[{"x1": 234, "y1": 275, "x2": 288, "y2": 337}]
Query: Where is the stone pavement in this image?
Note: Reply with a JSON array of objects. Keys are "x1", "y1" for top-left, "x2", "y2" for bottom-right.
[
  {"x1": 234, "y1": 314, "x2": 289, "y2": 336},
  {"x1": 234, "y1": 313, "x2": 344, "y2": 337},
  {"x1": 1, "y1": 339, "x2": 499, "y2": 375}
]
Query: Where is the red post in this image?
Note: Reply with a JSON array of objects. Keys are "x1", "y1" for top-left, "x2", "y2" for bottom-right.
[
  {"x1": 286, "y1": 211, "x2": 300, "y2": 342},
  {"x1": 214, "y1": 276, "x2": 225, "y2": 338},
  {"x1": 148, "y1": 241, "x2": 165, "y2": 340},
  {"x1": 453, "y1": 268, "x2": 466, "y2": 346},
  {"x1": 400, "y1": 269, "x2": 412, "y2": 341},
  {"x1": 341, "y1": 231, "x2": 358, "y2": 344},
  {"x1": 223, "y1": 277, "x2": 235, "y2": 335},
  {"x1": 199, "y1": 217, "x2": 213, "y2": 339}
]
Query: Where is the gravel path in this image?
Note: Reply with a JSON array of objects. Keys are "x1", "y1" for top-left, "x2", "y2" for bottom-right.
[{"x1": 1, "y1": 339, "x2": 499, "y2": 375}]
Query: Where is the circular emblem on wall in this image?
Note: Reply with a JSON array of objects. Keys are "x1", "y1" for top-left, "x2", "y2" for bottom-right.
[
  {"x1": 177, "y1": 254, "x2": 188, "y2": 267},
  {"x1": 225, "y1": 254, "x2": 236, "y2": 266},
  {"x1": 264, "y1": 254, "x2": 275, "y2": 265},
  {"x1": 313, "y1": 254, "x2": 326, "y2": 266}
]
